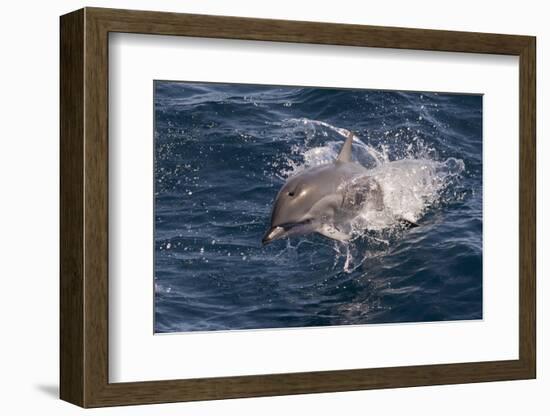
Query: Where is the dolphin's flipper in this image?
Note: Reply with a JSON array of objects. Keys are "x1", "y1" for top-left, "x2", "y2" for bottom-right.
[
  {"x1": 341, "y1": 176, "x2": 384, "y2": 212},
  {"x1": 337, "y1": 131, "x2": 355, "y2": 163},
  {"x1": 399, "y1": 218, "x2": 419, "y2": 228},
  {"x1": 318, "y1": 224, "x2": 352, "y2": 241}
]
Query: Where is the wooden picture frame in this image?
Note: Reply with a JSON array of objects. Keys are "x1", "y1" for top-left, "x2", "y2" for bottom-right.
[{"x1": 60, "y1": 7, "x2": 536, "y2": 408}]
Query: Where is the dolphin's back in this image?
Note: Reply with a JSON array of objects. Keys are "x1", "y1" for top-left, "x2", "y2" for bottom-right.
[{"x1": 281, "y1": 162, "x2": 368, "y2": 210}]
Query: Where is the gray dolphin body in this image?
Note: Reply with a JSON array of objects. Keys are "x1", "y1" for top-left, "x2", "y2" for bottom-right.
[{"x1": 262, "y1": 133, "x2": 384, "y2": 245}]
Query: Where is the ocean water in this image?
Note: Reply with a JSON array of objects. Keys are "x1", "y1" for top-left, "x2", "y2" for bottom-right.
[{"x1": 154, "y1": 81, "x2": 482, "y2": 333}]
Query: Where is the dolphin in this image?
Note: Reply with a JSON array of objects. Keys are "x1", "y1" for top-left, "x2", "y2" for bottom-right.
[{"x1": 262, "y1": 132, "x2": 385, "y2": 245}]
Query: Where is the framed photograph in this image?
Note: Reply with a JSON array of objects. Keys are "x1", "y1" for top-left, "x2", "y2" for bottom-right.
[{"x1": 60, "y1": 7, "x2": 536, "y2": 407}]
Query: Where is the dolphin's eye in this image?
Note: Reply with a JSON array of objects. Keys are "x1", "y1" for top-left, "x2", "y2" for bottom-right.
[{"x1": 288, "y1": 191, "x2": 295, "y2": 197}]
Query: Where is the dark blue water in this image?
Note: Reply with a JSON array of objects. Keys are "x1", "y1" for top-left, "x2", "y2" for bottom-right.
[{"x1": 154, "y1": 81, "x2": 482, "y2": 333}]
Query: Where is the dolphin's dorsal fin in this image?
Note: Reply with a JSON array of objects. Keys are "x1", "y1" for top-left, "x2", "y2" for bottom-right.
[{"x1": 336, "y1": 131, "x2": 355, "y2": 163}]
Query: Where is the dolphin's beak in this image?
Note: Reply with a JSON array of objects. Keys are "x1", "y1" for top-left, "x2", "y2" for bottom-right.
[{"x1": 262, "y1": 226, "x2": 286, "y2": 245}]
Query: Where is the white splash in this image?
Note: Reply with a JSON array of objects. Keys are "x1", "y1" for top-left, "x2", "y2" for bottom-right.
[{"x1": 352, "y1": 157, "x2": 464, "y2": 231}]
